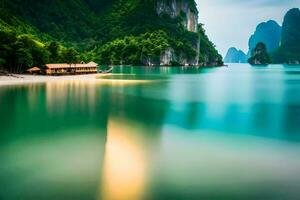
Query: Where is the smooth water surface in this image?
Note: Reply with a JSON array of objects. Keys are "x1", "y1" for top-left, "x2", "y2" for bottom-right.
[{"x1": 1, "y1": 63, "x2": 300, "y2": 199}]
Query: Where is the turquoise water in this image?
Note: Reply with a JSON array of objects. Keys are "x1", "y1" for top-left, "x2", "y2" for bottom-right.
[{"x1": 1, "y1": 63, "x2": 300, "y2": 199}]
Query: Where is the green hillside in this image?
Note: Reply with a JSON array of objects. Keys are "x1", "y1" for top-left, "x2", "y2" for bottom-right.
[{"x1": 0, "y1": 0, "x2": 223, "y2": 73}]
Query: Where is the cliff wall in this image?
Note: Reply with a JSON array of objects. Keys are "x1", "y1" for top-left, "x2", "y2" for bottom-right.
[{"x1": 156, "y1": 0, "x2": 198, "y2": 32}]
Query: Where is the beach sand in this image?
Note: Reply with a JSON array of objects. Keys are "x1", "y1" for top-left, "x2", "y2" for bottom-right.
[{"x1": 0, "y1": 74, "x2": 100, "y2": 86}]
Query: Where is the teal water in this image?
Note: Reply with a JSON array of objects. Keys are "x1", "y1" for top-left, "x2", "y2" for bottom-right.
[{"x1": 1, "y1": 63, "x2": 300, "y2": 199}]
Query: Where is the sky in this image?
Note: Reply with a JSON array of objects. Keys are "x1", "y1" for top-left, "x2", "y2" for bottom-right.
[{"x1": 196, "y1": 0, "x2": 300, "y2": 56}]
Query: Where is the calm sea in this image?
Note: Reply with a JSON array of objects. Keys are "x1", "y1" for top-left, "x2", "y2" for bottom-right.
[{"x1": 1, "y1": 63, "x2": 300, "y2": 199}]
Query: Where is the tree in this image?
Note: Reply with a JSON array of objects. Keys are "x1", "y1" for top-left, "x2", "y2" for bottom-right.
[
  {"x1": 198, "y1": 24, "x2": 223, "y2": 66},
  {"x1": 15, "y1": 48, "x2": 33, "y2": 73},
  {"x1": 31, "y1": 45, "x2": 49, "y2": 67},
  {"x1": 0, "y1": 30, "x2": 17, "y2": 71},
  {"x1": 62, "y1": 48, "x2": 80, "y2": 64},
  {"x1": 248, "y1": 42, "x2": 271, "y2": 65},
  {"x1": 46, "y1": 41, "x2": 61, "y2": 63},
  {"x1": 0, "y1": 58, "x2": 5, "y2": 68}
]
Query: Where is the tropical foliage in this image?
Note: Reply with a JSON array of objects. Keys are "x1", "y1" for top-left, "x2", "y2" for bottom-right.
[
  {"x1": 248, "y1": 42, "x2": 271, "y2": 65},
  {"x1": 198, "y1": 24, "x2": 223, "y2": 66},
  {"x1": 96, "y1": 30, "x2": 199, "y2": 65},
  {"x1": 0, "y1": 29, "x2": 82, "y2": 73},
  {"x1": 0, "y1": 0, "x2": 223, "y2": 73}
]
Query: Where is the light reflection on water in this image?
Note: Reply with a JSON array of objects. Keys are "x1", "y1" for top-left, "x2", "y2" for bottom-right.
[
  {"x1": 0, "y1": 64, "x2": 300, "y2": 199},
  {"x1": 101, "y1": 117, "x2": 149, "y2": 200}
]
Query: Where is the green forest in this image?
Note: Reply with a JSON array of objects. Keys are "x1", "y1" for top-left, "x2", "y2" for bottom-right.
[
  {"x1": 0, "y1": 30, "x2": 84, "y2": 73},
  {"x1": 0, "y1": 0, "x2": 223, "y2": 73}
]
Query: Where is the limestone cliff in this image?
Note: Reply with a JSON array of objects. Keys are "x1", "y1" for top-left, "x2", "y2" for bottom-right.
[
  {"x1": 1, "y1": 0, "x2": 224, "y2": 66},
  {"x1": 224, "y1": 47, "x2": 247, "y2": 63},
  {"x1": 247, "y1": 20, "x2": 281, "y2": 57},
  {"x1": 273, "y1": 8, "x2": 300, "y2": 64},
  {"x1": 156, "y1": 0, "x2": 198, "y2": 32},
  {"x1": 156, "y1": 0, "x2": 199, "y2": 65}
]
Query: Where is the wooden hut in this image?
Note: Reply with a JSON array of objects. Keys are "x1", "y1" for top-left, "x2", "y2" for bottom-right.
[
  {"x1": 27, "y1": 67, "x2": 41, "y2": 75},
  {"x1": 45, "y1": 62, "x2": 98, "y2": 75}
]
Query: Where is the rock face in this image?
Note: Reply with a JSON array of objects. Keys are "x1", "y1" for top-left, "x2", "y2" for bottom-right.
[
  {"x1": 280, "y1": 8, "x2": 300, "y2": 63},
  {"x1": 272, "y1": 8, "x2": 300, "y2": 64},
  {"x1": 2, "y1": 0, "x2": 211, "y2": 66},
  {"x1": 281, "y1": 8, "x2": 300, "y2": 47},
  {"x1": 156, "y1": 0, "x2": 199, "y2": 65},
  {"x1": 248, "y1": 42, "x2": 271, "y2": 65},
  {"x1": 224, "y1": 47, "x2": 247, "y2": 63},
  {"x1": 156, "y1": 0, "x2": 198, "y2": 32},
  {"x1": 247, "y1": 20, "x2": 281, "y2": 57},
  {"x1": 160, "y1": 48, "x2": 174, "y2": 66}
]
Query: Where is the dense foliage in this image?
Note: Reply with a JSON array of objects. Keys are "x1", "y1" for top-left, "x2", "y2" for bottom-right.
[
  {"x1": 0, "y1": 29, "x2": 83, "y2": 73},
  {"x1": 0, "y1": 0, "x2": 223, "y2": 72},
  {"x1": 96, "y1": 30, "x2": 199, "y2": 65},
  {"x1": 248, "y1": 42, "x2": 271, "y2": 65},
  {"x1": 272, "y1": 8, "x2": 300, "y2": 64},
  {"x1": 1, "y1": 0, "x2": 198, "y2": 48},
  {"x1": 198, "y1": 24, "x2": 223, "y2": 66}
]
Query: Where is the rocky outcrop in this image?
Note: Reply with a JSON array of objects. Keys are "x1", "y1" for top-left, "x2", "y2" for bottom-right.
[
  {"x1": 156, "y1": 0, "x2": 199, "y2": 65},
  {"x1": 281, "y1": 8, "x2": 300, "y2": 48},
  {"x1": 279, "y1": 8, "x2": 300, "y2": 63},
  {"x1": 247, "y1": 20, "x2": 281, "y2": 57},
  {"x1": 156, "y1": 0, "x2": 198, "y2": 32},
  {"x1": 160, "y1": 48, "x2": 174, "y2": 65},
  {"x1": 248, "y1": 42, "x2": 271, "y2": 65},
  {"x1": 224, "y1": 47, "x2": 247, "y2": 63},
  {"x1": 272, "y1": 8, "x2": 300, "y2": 63}
]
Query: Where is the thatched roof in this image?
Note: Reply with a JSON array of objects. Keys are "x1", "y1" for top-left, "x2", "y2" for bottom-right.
[
  {"x1": 27, "y1": 67, "x2": 41, "y2": 72},
  {"x1": 45, "y1": 64, "x2": 70, "y2": 69},
  {"x1": 45, "y1": 62, "x2": 98, "y2": 69}
]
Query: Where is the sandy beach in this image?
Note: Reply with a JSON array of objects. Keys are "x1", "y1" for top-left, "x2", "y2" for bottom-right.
[{"x1": 0, "y1": 74, "x2": 100, "y2": 87}]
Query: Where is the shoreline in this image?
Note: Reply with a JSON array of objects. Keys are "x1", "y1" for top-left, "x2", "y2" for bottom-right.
[
  {"x1": 0, "y1": 65, "x2": 227, "y2": 87},
  {"x1": 0, "y1": 74, "x2": 100, "y2": 87}
]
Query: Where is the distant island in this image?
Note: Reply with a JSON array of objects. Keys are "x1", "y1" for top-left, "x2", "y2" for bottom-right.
[
  {"x1": 272, "y1": 8, "x2": 300, "y2": 64},
  {"x1": 0, "y1": 0, "x2": 223, "y2": 74},
  {"x1": 224, "y1": 47, "x2": 247, "y2": 63},
  {"x1": 248, "y1": 42, "x2": 271, "y2": 65},
  {"x1": 225, "y1": 8, "x2": 300, "y2": 65},
  {"x1": 247, "y1": 20, "x2": 282, "y2": 58}
]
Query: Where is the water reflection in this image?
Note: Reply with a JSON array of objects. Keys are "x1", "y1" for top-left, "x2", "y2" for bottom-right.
[
  {"x1": 152, "y1": 127, "x2": 300, "y2": 199},
  {"x1": 46, "y1": 81, "x2": 97, "y2": 115},
  {"x1": 1, "y1": 64, "x2": 300, "y2": 199},
  {"x1": 0, "y1": 81, "x2": 108, "y2": 200},
  {"x1": 101, "y1": 117, "x2": 148, "y2": 200},
  {"x1": 99, "y1": 76, "x2": 170, "y2": 200}
]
